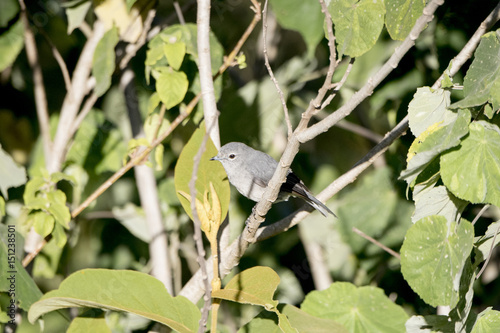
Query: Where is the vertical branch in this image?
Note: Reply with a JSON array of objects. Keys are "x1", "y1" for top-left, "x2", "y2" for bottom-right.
[
  {"x1": 48, "y1": 21, "x2": 106, "y2": 173},
  {"x1": 298, "y1": 223, "x2": 332, "y2": 290},
  {"x1": 197, "y1": 0, "x2": 221, "y2": 148},
  {"x1": 188, "y1": 131, "x2": 212, "y2": 332},
  {"x1": 262, "y1": 0, "x2": 292, "y2": 137},
  {"x1": 120, "y1": 69, "x2": 173, "y2": 294},
  {"x1": 18, "y1": 0, "x2": 52, "y2": 163}
]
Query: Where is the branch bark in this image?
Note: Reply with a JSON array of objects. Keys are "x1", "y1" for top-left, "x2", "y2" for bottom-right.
[
  {"x1": 47, "y1": 21, "x2": 106, "y2": 174},
  {"x1": 197, "y1": 0, "x2": 220, "y2": 149},
  {"x1": 120, "y1": 69, "x2": 173, "y2": 294}
]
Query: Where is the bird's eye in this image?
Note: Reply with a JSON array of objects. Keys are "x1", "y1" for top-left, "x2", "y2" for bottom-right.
[{"x1": 228, "y1": 153, "x2": 236, "y2": 159}]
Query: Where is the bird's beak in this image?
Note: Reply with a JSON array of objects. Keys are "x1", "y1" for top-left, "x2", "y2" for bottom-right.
[{"x1": 210, "y1": 156, "x2": 219, "y2": 161}]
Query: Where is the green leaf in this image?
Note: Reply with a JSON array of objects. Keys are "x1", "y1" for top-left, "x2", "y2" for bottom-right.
[
  {"x1": 212, "y1": 266, "x2": 280, "y2": 308},
  {"x1": 148, "y1": 92, "x2": 161, "y2": 114},
  {"x1": 0, "y1": 19, "x2": 24, "y2": 72},
  {"x1": 328, "y1": 0, "x2": 386, "y2": 57},
  {"x1": 156, "y1": 70, "x2": 189, "y2": 110},
  {"x1": 92, "y1": 26, "x2": 119, "y2": 97},
  {"x1": 125, "y1": 0, "x2": 138, "y2": 12},
  {"x1": 65, "y1": 0, "x2": 92, "y2": 34},
  {"x1": 155, "y1": 23, "x2": 224, "y2": 75},
  {"x1": 32, "y1": 238, "x2": 63, "y2": 279},
  {"x1": 46, "y1": 190, "x2": 71, "y2": 229},
  {"x1": 0, "y1": 0, "x2": 19, "y2": 27},
  {"x1": 112, "y1": 203, "x2": 150, "y2": 242},
  {"x1": 450, "y1": 31, "x2": 500, "y2": 110},
  {"x1": 270, "y1": 0, "x2": 324, "y2": 58},
  {"x1": 301, "y1": 282, "x2": 408, "y2": 333},
  {"x1": 174, "y1": 123, "x2": 229, "y2": 223},
  {"x1": 52, "y1": 223, "x2": 67, "y2": 248},
  {"x1": 472, "y1": 308, "x2": 500, "y2": 333},
  {"x1": 32, "y1": 211, "x2": 55, "y2": 238},
  {"x1": 0, "y1": 227, "x2": 43, "y2": 311},
  {"x1": 385, "y1": 0, "x2": 425, "y2": 40},
  {"x1": 441, "y1": 121, "x2": 500, "y2": 207},
  {"x1": 28, "y1": 269, "x2": 200, "y2": 333},
  {"x1": 475, "y1": 221, "x2": 500, "y2": 262},
  {"x1": 144, "y1": 113, "x2": 170, "y2": 143},
  {"x1": 68, "y1": 315, "x2": 111, "y2": 333},
  {"x1": 50, "y1": 172, "x2": 76, "y2": 186},
  {"x1": 400, "y1": 108, "x2": 470, "y2": 185},
  {"x1": 337, "y1": 168, "x2": 397, "y2": 253},
  {"x1": 0, "y1": 196, "x2": 5, "y2": 217},
  {"x1": 237, "y1": 304, "x2": 349, "y2": 333},
  {"x1": 405, "y1": 315, "x2": 454, "y2": 333},
  {"x1": 400, "y1": 216, "x2": 474, "y2": 307},
  {"x1": 0, "y1": 144, "x2": 27, "y2": 199},
  {"x1": 408, "y1": 87, "x2": 455, "y2": 137},
  {"x1": 163, "y1": 42, "x2": 186, "y2": 71},
  {"x1": 154, "y1": 144, "x2": 164, "y2": 171},
  {"x1": 412, "y1": 185, "x2": 467, "y2": 223}
]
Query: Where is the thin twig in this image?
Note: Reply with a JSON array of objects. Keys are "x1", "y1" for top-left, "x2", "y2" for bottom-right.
[
  {"x1": 319, "y1": 58, "x2": 354, "y2": 112},
  {"x1": 179, "y1": 0, "x2": 500, "y2": 303},
  {"x1": 472, "y1": 205, "x2": 490, "y2": 225},
  {"x1": 297, "y1": 0, "x2": 445, "y2": 143},
  {"x1": 18, "y1": 0, "x2": 52, "y2": 163},
  {"x1": 476, "y1": 221, "x2": 500, "y2": 280},
  {"x1": 151, "y1": 104, "x2": 167, "y2": 142},
  {"x1": 48, "y1": 21, "x2": 106, "y2": 174},
  {"x1": 36, "y1": 28, "x2": 71, "y2": 91},
  {"x1": 262, "y1": 0, "x2": 292, "y2": 137},
  {"x1": 215, "y1": 0, "x2": 261, "y2": 77},
  {"x1": 188, "y1": 127, "x2": 212, "y2": 333},
  {"x1": 71, "y1": 92, "x2": 99, "y2": 136},
  {"x1": 119, "y1": 8, "x2": 157, "y2": 70},
  {"x1": 22, "y1": 2, "x2": 261, "y2": 265},
  {"x1": 174, "y1": 1, "x2": 186, "y2": 25},
  {"x1": 352, "y1": 227, "x2": 401, "y2": 259}
]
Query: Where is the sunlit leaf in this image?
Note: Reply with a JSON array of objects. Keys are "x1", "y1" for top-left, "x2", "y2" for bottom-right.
[
  {"x1": 328, "y1": 0, "x2": 386, "y2": 57},
  {"x1": 156, "y1": 70, "x2": 189, "y2": 110},
  {"x1": 471, "y1": 308, "x2": 500, "y2": 333},
  {"x1": 212, "y1": 266, "x2": 279, "y2": 308},
  {"x1": 65, "y1": 0, "x2": 92, "y2": 34},
  {"x1": 163, "y1": 42, "x2": 186, "y2": 71},
  {"x1": 450, "y1": 31, "x2": 500, "y2": 110},
  {"x1": 174, "y1": 123, "x2": 229, "y2": 223},
  {"x1": 408, "y1": 87, "x2": 455, "y2": 137},
  {"x1": 400, "y1": 108, "x2": 470, "y2": 185},
  {"x1": 400, "y1": 216, "x2": 474, "y2": 307},
  {"x1": 385, "y1": 0, "x2": 425, "y2": 40},
  {"x1": 28, "y1": 269, "x2": 200, "y2": 332},
  {"x1": 0, "y1": 19, "x2": 24, "y2": 72},
  {"x1": 92, "y1": 26, "x2": 119, "y2": 97},
  {"x1": 441, "y1": 121, "x2": 500, "y2": 207},
  {"x1": 302, "y1": 282, "x2": 408, "y2": 333},
  {"x1": 0, "y1": 144, "x2": 27, "y2": 198}
]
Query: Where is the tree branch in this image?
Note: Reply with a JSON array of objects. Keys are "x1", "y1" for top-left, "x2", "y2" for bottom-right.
[
  {"x1": 47, "y1": 20, "x2": 106, "y2": 173},
  {"x1": 120, "y1": 69, "x2": 173, "y2": 294},
  {"x1": 297, "y1": 0, "x2": 445, "y2": 143},
  {"x1": 197, "y1": 0, "x2": 220, "y2": 149},
  {"x1": 18, "y1": 0, "x2": 52, "y2": 164},
  {"x1": 262, "y1": 0, "x2": 292, "y2": 137}
]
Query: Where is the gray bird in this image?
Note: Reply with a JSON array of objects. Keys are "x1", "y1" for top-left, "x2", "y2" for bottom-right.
[{"x1": 210, "y1": 142, "x2": 335, "y2": 217}]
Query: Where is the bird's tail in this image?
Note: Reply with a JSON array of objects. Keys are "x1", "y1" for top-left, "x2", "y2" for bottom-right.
[{"x1": 304, "y1": 193, "x2": 336, "y2": 217}]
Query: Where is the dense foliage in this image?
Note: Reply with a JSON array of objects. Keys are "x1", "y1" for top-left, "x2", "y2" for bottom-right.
[{"x1": 1, "y1": 0, "x2": 500, "y2": 332}]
